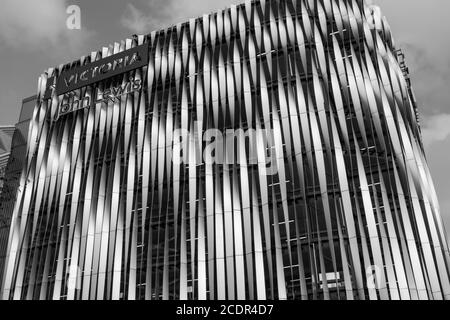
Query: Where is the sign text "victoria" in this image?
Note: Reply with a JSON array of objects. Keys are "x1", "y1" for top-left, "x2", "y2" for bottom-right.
[{"x1": 56, "y1": 44, "x2": 148, "y2": 96}]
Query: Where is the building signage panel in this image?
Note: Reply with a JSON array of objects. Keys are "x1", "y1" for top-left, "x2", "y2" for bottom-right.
[
  {"x1": 54, "y1": 77, "x2": 143, "y2": 120},
  {"x1": 55, "y1": 44, "x2": 148, "y2": 96}
]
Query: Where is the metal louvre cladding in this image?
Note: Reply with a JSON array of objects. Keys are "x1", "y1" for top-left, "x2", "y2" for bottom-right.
[{"x1": 1, "y1": 0, "x2": 450, "y2": 300}]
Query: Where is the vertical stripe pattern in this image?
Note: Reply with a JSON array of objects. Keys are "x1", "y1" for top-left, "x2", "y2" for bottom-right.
[{"x1": 1, "y1": 0, "x2": 450, "y2": 300}]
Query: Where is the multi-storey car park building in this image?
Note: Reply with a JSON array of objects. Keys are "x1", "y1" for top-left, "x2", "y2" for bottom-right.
[{"x1": 1, "y1": 0, "x2": 449, "y2": 300}]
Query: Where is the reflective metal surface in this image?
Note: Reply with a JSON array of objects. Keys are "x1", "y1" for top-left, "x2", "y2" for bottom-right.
[{"x1": 1, "y1": 0, "x2": 449, "y2": 300}]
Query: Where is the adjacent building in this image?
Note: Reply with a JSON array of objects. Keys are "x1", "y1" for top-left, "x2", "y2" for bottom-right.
[
  {"x1": 0, "y1": 96, "x2": 36, "y2": 289},
  {"x1": 0, "y1": 125, "x2": 16, "y2": 283},
  {"x1": 1, "y1": 0, "x2": 449, "y2": 300},
  {"x1": 0, "y1": 126, "x2": 15, "y2": 196}
]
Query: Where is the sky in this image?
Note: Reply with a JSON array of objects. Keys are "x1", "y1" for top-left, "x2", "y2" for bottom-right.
[{"x1": 0, "y1": 0, "x2": 449, "y2": 238}]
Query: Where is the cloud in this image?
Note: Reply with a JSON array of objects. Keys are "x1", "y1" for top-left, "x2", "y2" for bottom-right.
[
  {"x1": 373, "y1": 0, "x2": 450, "y2": 118},
  {"x1": 121, "y1": 4, "x2": 153, "y2": 35},
  {"x1": 421, "y1": 114, "x2": 450, "y2": 147},
  {"x1": 0, "y1": 0, "x2": 92, "y2": 55},
  {"x1": 377, "y1": 40, "x2": 450, "y2": 126},
  {"x1": 121, "y1": 0, "x2": 237, "y2": 34}
]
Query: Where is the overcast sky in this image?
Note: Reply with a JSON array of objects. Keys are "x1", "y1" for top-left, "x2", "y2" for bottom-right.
[{"x1": 0, "y1": 0, "x2": 449, "y2": 238}]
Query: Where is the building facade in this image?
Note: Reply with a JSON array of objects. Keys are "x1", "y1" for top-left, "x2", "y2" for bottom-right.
[
  {"x1": 1, "y1": 0, "x2": 450, "y2": 300},
  {"x1": 0, "y1": 125, "x2": 15, "y2": 282},
  {"x1": 0, "y1": 126, "x2": 15, "y2": 197},
  {"x1": 0, "y1": 97, "x2": 37, "y2": 290}
]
